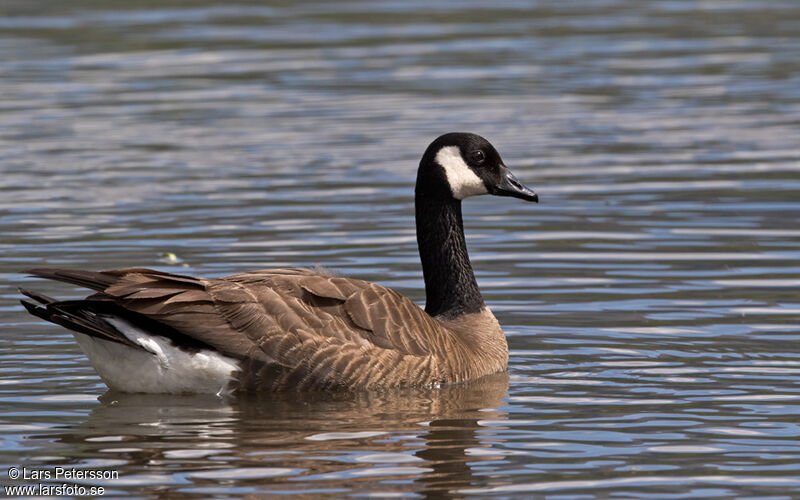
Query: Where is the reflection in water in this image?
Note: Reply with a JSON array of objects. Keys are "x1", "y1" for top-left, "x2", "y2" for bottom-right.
[{"x1": 40, "y1": 374, "x2": 509, "y2": 497}]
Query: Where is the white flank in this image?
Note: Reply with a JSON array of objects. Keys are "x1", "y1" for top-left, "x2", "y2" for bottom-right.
[
  {"x1": 72, "y1": 317, "x2": 240, "y2": 395},
  {"x1": 435, "y1": 146, "x2": 488, "y2": 200}
]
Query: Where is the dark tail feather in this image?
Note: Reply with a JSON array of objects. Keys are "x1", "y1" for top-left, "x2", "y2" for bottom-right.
[
  {"x1": 25, "y1": 268, "x2": 117, "y2": 292},
  {"x1": 21, "y1": 271, "x2": 214, "y2": 354},
  {"x1": 20, "y1": 297, "x2": 143, "y2": 350},
  {"x1": 21, "y1": 299, "x2": 48, "y2": 320},
  {"x1": 19, "y1": 287, "x2": 57, "y2": 305}
]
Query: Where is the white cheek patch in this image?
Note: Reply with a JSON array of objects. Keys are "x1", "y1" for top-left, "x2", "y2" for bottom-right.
[{"x1": 435, "y1": 146, "x2": 488, "y2": 200}]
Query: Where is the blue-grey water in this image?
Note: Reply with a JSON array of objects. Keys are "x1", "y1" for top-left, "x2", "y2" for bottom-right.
[{"x1": 2, "y1": 1, "x2": 800, "y2": 498}]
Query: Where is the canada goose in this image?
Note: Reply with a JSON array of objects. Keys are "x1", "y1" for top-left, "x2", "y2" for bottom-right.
[{"x1": 20, "y1": 132, "x2": 537, "y2": 394}]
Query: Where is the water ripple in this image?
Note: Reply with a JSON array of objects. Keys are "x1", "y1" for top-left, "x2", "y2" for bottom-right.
[{"x1": 1, "y1": 0, "x2": 799, "y2": 498}]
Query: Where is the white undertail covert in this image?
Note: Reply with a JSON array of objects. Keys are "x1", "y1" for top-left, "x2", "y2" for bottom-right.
[{"x1": 73, "y1": 316, "x2": 240, "y2": 395}]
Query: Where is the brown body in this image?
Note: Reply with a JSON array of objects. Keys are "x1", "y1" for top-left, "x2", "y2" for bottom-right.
[{"x1": 23, "y1": 267, "x2": 508, "y2": 392}]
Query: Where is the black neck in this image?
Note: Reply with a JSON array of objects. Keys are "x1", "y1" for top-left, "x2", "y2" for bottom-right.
[{"x1": 415, "y1": 192, "x2": 485, "y2": 319}]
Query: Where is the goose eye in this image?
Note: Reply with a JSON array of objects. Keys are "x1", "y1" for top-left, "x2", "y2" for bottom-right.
[{"x1": 470, "y1": 150, "x2": 485, "y2": 164}]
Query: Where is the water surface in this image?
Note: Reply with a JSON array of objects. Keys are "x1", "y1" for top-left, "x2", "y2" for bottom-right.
[{"x1": 2, "y1": 1, "x2": 800, "y2": 498}]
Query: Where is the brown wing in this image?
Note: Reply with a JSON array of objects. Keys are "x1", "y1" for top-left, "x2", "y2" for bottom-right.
[
  {"x1": 218, "y1": 269, "x2": 457, "y2": 390},
  {"x1": 28, "y1": 267, "x2": 457, "y2": 390}
]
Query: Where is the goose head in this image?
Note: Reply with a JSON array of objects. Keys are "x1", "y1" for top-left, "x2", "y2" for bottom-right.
[{"x1": 416, "y1": 132, "x2": 538, "y2": 203}]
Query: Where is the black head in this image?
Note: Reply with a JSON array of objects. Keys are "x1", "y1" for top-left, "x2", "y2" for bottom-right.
[{"x1": 416, "y1": 132, "x2": 538, "y2": 203}]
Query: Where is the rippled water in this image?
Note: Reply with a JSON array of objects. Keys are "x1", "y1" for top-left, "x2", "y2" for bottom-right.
[{"x1": 2, "y1": 0, "x2": 800, "y2": 497}]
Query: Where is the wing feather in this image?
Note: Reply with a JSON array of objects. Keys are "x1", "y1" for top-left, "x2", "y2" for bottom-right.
[{"x1": 26, "y1": 267, "x2": 461, "y2": 390}]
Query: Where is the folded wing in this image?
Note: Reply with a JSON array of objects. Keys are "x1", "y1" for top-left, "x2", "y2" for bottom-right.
[{"x1": 25, "y1": 267, "x2": 456, "y2": 390}]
